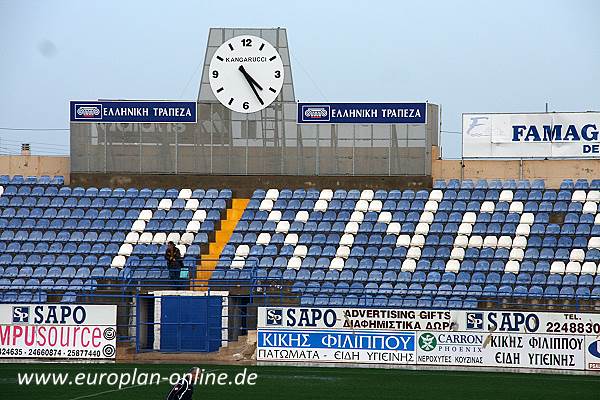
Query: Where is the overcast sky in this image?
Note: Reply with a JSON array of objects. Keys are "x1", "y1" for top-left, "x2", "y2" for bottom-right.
[{"x1": 0, "y1": 0, "x2": 599, "y2": 157}]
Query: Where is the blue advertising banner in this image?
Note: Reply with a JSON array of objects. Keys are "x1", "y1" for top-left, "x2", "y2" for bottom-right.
[
  {"x1": 258, "y1": 329, "x2": 415, "y2": 351},
  {"x1": 70, "y1": 101, "x2": 197, "y2": 123},
  {"x1": 297, "y1": 102, "x2": 427, "y2": 124}
]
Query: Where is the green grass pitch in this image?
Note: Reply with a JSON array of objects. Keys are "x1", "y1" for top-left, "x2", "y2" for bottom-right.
[{"x1": 1, "y1": 363, "x2": 599, "y2": 400}]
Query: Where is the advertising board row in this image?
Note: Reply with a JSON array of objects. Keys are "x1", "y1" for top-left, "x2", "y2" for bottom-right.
[
  {"x1": 462, "y1": 111, "x2": 600, "y2": 158},
  {"x1": 0, "y1": 304, "x2": 117, "y2": 360},
  {"x1": 257, "y1": 307, "x2": 600, "y2": 371}
]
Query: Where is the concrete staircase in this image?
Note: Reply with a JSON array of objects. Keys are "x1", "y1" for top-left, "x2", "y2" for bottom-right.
[{"x1": 193, "y1": 198, "x2": 248, "y2": 290}]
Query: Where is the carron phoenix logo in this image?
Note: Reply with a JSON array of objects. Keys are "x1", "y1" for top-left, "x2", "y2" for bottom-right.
[
  {"x1": 75, "y1": 104, "x2": 103, "y2": 120},
  {"x1": 418, "y1": 333, "x2": 437, "y2": 352}
]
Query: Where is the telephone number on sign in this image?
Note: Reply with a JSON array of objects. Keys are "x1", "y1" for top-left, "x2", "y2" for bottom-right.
[
  {"x1": 1, "y1": 348, "x2": 103, "y2": 357},
  {"x1": 546, "y1": 321, "x2": 600, "y2": 334}
]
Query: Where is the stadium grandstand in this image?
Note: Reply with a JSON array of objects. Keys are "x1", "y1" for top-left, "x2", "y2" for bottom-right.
[{"x1": 2, "y1": 16, "x2": 600, "y2": 400}]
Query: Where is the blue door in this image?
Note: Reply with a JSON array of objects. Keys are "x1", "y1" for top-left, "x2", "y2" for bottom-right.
[{"x1": 160, "y1": 296, "x2": 222, "y2": 352}]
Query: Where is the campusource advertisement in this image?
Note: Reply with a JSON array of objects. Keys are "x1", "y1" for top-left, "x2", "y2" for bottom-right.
[
  {"x1": 462, "y1": 111, "x2": 600, "y2": 158},
  {"x1": 0, "y1": 304, "x2": 117, "y2": 359},
  {"x1": 257, "y1": 307, "x2": 600, "y2": 371}
]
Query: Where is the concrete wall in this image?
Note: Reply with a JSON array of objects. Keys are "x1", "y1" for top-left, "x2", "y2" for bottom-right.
[
  {"x1": 0, "y1": 155, "x2": 70, "y2": 183},
  {"x1": 432, "y1": 146, "x2": 600, "y2": 188},
  {"x1": 70, "y1": 173, "x2": 432, "y2": 197}
]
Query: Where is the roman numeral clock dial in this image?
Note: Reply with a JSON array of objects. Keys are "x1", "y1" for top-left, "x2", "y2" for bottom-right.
[{"x1": 209, "y1": 35, "x2": 284, "y2": 114}]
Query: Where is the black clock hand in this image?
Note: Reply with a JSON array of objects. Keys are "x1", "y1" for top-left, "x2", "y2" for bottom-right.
[
  {"x1": 238, "y1": 65, "x2": 264, "y2": 91},
  {"x1": 239, "y1": 65, "x2": 264, "y2": 105}
]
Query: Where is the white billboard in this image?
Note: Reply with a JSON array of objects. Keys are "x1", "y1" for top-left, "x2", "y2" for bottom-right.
[
  {"x1": 258, "y1": 307, "x2": 600, "y2": 371},
  {"x1": 462, "y1": 112, "x2": 600, "y2": 158},
  {"x1": 0, "y1": 304, "x2": 117, "y2": 359}
]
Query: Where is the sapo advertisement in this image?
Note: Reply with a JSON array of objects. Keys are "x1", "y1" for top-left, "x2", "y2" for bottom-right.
[{"x1": 0, "y1": 304, "x2": 117, "y2": 359}]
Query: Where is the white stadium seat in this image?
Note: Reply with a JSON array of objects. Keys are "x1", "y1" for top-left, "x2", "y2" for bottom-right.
[
  {"x1": 176, "y1": 245, "x2": 186, "y2": 257},
  {"x1": 360, "y1": 190, "x2": 374, "y2": 201},
  {"x1": 139, "y1": 209, "x2": 153, "y2": 221},
  {"x1": 340, "y1": 234, "x2": 354, "y2": 246},
  {"x1": 350, "y1": 211, "x2": 364, "y2": 223},
  {"x1": 111, "y1": 256, "x2": 126, "y2": 268},
  {"x1": 410, "y1": 234, "x2": 425, "y2": 248},
  {"x1": 319, "y1": 189, "x2": 333, "y2": 201},
  {"x1": 293, "y1": 245, "x2": 307, "y2": 258},
  {"x1": 419, "y1": 211, "x2": 434, "y2": 224},
  {"x1": 497, "y1": 236, "x2": 512, "y2": 249},
  {"x1": 509, "y1": 248, "x2": 524, "y2": 261},
  {"x1": 480, "y1": 201, "x2": 495, "y2": 213},
  {"x1": 330, "y1": 257, "x2": 345, "y2": 270},
  {"x1": 581, "y1": 262, "x2": 597, "y2": 275},
  {"x1": 118, "y1": 243, "x2": 132, "y2": 257},
  {"x1": 344, "y1": 221, "x2": 359, "y2": 234},
  {"x1": 468, "y1": 235, "x2": 483, "y2": 248},
  {"x1": 505, "y1": 260, "x2": 520, "y2": 273},
  {"x1": 192, "y1": 209, "x2": 207, "y2": 222},
  {"x1": 566, "y1": 261, "x2": 581, "y2": 275},
  {"x1": 515, "y1": 224, "x2": 530, "y2": 236},
  {"x1": 125, "y1": 232, "x2": 139, "y2": 244},
  {"x1": 184, "y1": 198, "x2": 199, "y2": 211},
  {"x1": 462, "y1": 212, "x2": 476, "y2": 224},
  {"x1": 314, "y1": 199, "x2": 328, "y2": 212},
  {"x1": 152, "y1": 232, "x2": 167, "y2": 244},
  {"x1": 509, "y1": 201, "x2": 523, "y2": 214},
  {"x1": 287, "y1": 257, "x2": 301, "y2": 270},
  {"x1": 588, "y1": 237, "x2": 600, "y2": 249},
  {"x1": 368, "y1": 200, "x2": 382, "y2": 212},
  {"x1": 583, "y1": 201, "x2": 598, "y2": 214},
  {"x1": 424, "y1": 200, "x2": 438, "y2": 212},
  {"x1": 499, "y1": 190, "x2": 513, "y2": 202},
  {"x1": 520, "y1": 213, "x2": 534, "y2": 225},
  {"x1": 401, "y1": 259, "x2": 416, "y2": 272},
  {"x1": 355, "y1": 200, "x2": 369, "y2": 212},
  {"x1": 276, "y1": 220, "x2": 290, "y2": 233},
  {"x1": 550, "y1": 261, "x2": 566, "y2": 274},
  {"x1": 454, "y1": 235, "x2": 468, "y2": 248},
  {"x1": 458, "y1": 223, "x2": 472, "y2": 236},
  {"x1": 166, "y1": 232, "x2": 180, "y2": 244},
  {"x1": 378, "y1": 211, "x2": 392, "y2": 224},
  {"x1": 259, "y1": 199, "x2": 273, "y2": 211},
  {"x1": 571, "y1": 190, "x2": 586, "y2": 202},
  {"x1": 587, "y1": 190, "x2": 600, "y2": 202},
  {"x1": 387, "y1": 222, "x2": 401, "y2": 235},
  {"x1": 235, "y1": 245, "x2": 250, "y2": 258},
  {"x1": 158, "y1": 199, "x2": 172, "y2": 210},
  {"x1": 284, "y1": 233, "x2": 298, "y2": 246},
  {"x1": 396, "y1": 235, "x2": 411, "y2": 247},
  {"x1": 406, "y1": 246, "x2": 422, "y2": 260},
  {"x1": 429, "y1": 190, "x2": 443, "y2": 202},
  {"x1": 512, "y1": 236, "x2": 527, "y2": 249},
  {"x1": 180, "y1": 232, "x2": 194, "y2": 245},
  {"x1": 483, "y1": 236, "x2": 498, "y2": 248},
  {"x1": 257, "y1": 232, "x2": 271, "y2": 245},
  {"x1": 267, "y1": 210, "x2": 282, "y2": 221},
  {"x1": 445, "y1": 260, "x2": 460, "y2": 273},
  {"x1": 336, "y1": 246, "x2": 350, "y2": 259},
  {"x1": 295, "y1": 211, "x2": 309, "y2": 223},
  {"x1": 131, "y1": 219, "x2": 146, "y2": 233},
  {"x1": 450, "y1": 247, "x2": 465, "y2": 261},
  {"x1": 138, "y1": 232, "x2": 153, "y2": 244},
  {"x1": 415, "y1": 223, "x2": 429, "y2": 235},
  {"x1": 178, "y1": 188, "x2": 192, "y2": 199},
  {"x1": 570, "y1": 249, "x2": 585, "y2": 262},
  {"x1": 265, "y1": 188, "x2": 279, "y2": 201},
  {"x1": 231, "y1": 257, "x2": 245, "y2": 269}
]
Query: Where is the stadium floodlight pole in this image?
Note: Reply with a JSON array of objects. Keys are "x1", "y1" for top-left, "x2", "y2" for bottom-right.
[{"x1": 238, "y1": 65, "x2": 264, "y2": 105}]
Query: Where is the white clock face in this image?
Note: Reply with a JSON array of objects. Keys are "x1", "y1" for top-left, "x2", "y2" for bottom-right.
[{"x1": 209, "y1": 35, "x2": 284, "y2": 114}]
